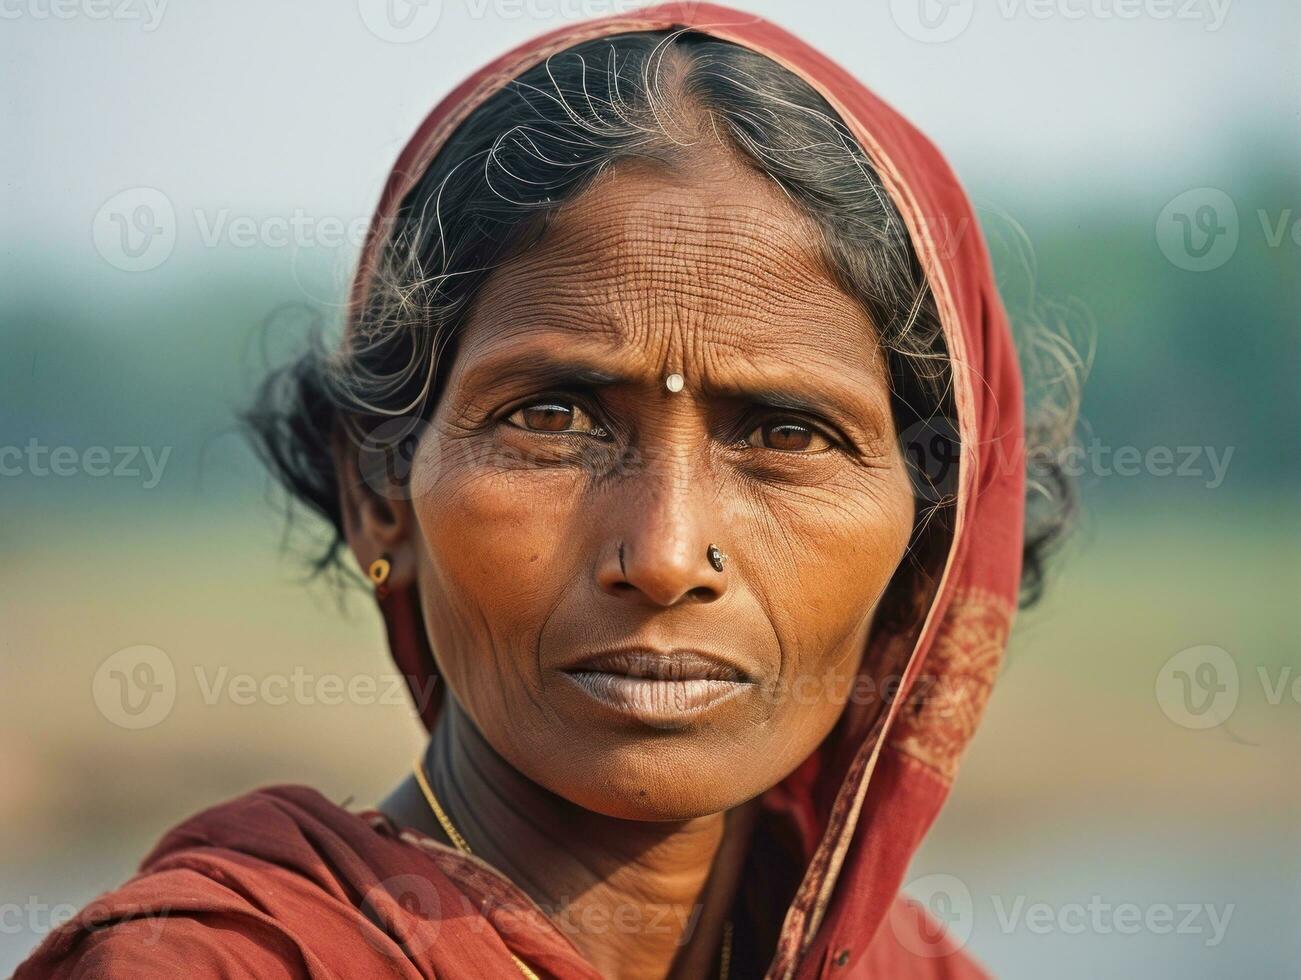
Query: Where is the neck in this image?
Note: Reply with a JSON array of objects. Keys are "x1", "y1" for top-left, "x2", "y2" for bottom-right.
[{"x1": 386, "y1": 700, "x2": 756, "y2": 979}]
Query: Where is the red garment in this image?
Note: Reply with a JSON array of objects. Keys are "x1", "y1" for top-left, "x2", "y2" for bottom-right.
[
  {"x1": 17, "y1": 785, "x2": 980, "y2": 979},
  {"x1": 18, "y1": 4, "x2": 1022, "y2": 977}
]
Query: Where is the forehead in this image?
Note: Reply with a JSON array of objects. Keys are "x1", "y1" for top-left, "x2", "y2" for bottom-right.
[{"x1": 455, "y1": 153, "x2": 888, "y2": 387}]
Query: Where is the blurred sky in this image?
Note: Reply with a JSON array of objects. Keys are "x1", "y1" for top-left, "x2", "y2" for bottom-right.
[{"x1": 4, "y1": 0, "x2": 1296, "y2": 262}]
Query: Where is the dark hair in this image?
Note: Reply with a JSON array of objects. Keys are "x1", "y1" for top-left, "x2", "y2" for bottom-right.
[{"x1": 244, "y1": 29, "x2": 1077, "y2": 620}]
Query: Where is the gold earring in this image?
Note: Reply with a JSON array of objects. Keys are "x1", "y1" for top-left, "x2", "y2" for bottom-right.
[{"x1": 368, "y1": 555, "x2": 392, "y2": 598}]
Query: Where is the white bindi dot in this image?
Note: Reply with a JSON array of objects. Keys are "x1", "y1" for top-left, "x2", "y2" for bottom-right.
[{"x1": 665, "y1": 373, "x2": 684, "y2": 393}]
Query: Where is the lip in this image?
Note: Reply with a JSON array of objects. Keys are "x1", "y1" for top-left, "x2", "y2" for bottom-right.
[
  {"x1": 560, "y1": 647, "x2": 753, "y2": 726},
  {"x1": 564, "y1": 648, "x2": 750, "y2": 682}
]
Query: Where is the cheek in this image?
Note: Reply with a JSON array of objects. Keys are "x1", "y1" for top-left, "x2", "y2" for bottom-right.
[
  {"x1": 408, "y1": 434, "x2": 582, "y2": 715},
  {"x1": 754, "y1": 455, "x2": 915, "y2": 711}
]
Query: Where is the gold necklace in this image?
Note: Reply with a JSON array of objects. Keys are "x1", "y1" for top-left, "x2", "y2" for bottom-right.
[{"x1": 411, "y1": 760, "x2": 733, "y2": 980}]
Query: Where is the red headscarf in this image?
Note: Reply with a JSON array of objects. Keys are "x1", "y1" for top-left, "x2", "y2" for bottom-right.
[{"x1": 18, "y1": 5, "x2": 1022, "y2": 978}]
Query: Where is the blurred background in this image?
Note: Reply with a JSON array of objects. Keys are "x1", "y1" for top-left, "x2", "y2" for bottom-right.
[{"x1": 3, "y1": 1, "x2": 1297, "y2": 976}]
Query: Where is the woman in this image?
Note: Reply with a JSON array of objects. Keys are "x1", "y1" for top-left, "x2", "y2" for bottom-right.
[{"x1": 18, "y1": 4, "x2": 1074, "y2": 977}]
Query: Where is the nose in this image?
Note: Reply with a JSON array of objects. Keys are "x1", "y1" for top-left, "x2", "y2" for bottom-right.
[{"x1": 595, "y1": 453, "x2": 727, "y2": 607}]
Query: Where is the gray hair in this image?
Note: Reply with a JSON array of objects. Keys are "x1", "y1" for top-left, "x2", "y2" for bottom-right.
[{"x1": 246, "y1": 28, "x2": 1081, "y2": 618}]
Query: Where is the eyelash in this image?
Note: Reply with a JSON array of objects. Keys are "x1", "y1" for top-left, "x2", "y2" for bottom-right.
[
  {"x1": 500, "y1": 393, "x2": 842, "y2": 455},
  {"x1": 502, "y1": 396, "x2": 613, "y2": 441}
]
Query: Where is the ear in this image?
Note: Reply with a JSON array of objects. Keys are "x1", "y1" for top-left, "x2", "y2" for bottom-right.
[{"x1": 330, "y1": 423, "x2": 419, "y2": 590}]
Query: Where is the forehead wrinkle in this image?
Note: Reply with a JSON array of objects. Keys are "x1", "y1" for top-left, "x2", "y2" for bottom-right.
[
  {"x1": 456, "y1": 154, "x2": 891, "y2": 409},
  {"x1": 457, "y1": 286, "x2": 886, "y2": 398},
  {"x1": 491, "y1": 150, "x2": 860, "y2": 323},
  {"x1": 519, "y1": 200, "x2": 840, "y2": 318},
  {"x1": 692, "y1": 339, "x2": 894, "y2": 431},
  {"x1": 467, "y1": 209, "x2": 879, "y2": 365}
]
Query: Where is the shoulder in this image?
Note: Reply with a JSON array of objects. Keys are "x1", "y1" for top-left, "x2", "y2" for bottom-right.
[
  {"x1": 13, "y1": 785, "x2": 430, "y2": 979},
  {"x1": 14, "y1": 906, "x2": 314, "y2": 979}
]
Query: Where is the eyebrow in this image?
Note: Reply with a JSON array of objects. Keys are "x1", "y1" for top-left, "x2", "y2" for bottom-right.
[{"x1": 458, "y1": 348, "x2": 886, "y2": 436}]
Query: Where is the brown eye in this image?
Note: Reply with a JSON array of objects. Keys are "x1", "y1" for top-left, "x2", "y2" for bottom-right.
[
  {"x1": 521, "y1": 402, "x2": 572, "y2": 432},
  {"x1": 743, "y1": 419, "x2": 832, "y2": 453},
  {"x1": 507, "y1": 399, "x2": 608, "y2": 438}
]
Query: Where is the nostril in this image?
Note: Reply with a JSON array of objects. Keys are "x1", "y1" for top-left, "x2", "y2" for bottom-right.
[{"x1": 599, "y1": 541, "x2": 728, "y2": 605}]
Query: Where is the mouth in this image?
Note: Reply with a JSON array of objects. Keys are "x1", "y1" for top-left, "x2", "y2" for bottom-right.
[{"x1": 560, "y1": 648, "x2": 753, "y2": 727}]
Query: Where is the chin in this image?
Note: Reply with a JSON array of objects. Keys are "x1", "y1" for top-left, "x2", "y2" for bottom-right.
[{"x1": 530, "y1": 736, "x2": 774, "y2": 821}]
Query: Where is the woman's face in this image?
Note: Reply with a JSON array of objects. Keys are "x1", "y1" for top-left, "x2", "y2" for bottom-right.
[{"x1": 404, "y1": 151, "x2": 915, "y2": 819}]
